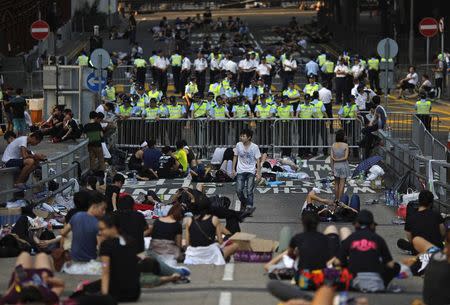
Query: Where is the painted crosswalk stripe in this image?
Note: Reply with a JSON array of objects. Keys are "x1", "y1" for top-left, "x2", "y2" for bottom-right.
[
  {"x1": 218, "y1": 292, "x2": 232, "y2": 305},
  {"x1": 222, "y1": 262, "x2": 234, "y2": 281}
]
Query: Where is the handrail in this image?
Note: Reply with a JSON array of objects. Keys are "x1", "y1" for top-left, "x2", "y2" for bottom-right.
[{"x1": 46, "y1": 139, "x2": 89, "y2": 162}]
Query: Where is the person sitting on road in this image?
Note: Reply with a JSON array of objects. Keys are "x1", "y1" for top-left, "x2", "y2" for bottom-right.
[
  {"x1": 397, "y1": 190, "x2": 446, "y2": 255},
  {"x1": 0, "y1": 252, "x2": 65, "y2": 304},
  {"x1": 39, "y1": 105, "x2": 65, "y2": 137},
  {"x1": 184, "y1": 196, "x2": 239, "y2": 265},
  {"x1": 330, "y1": 210, "x2": 402, "y2": 292},
  {"x1": 148, "y1": 203, "x2": 184, "y2": 263},
  {"x1": 1, "y1": 131, "x2": 46, "y2": 189},
  {"x1": 397, "y1": 66, "x2": 418, "y2": 99},
  {"x1": 60, "y1": 191, "x2": 106, "y2": 275},
  {"x1": 53, "y1": 109, "x2": 82, "y2": 143}
]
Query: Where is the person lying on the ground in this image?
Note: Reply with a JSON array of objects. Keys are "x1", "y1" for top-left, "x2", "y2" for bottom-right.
[
  {"x1": 1, "y1": 131, "x2": 46, "y2": 189},
  {"x1": 0, "y1": 252, "x2": 65, "y2": 304},
  {"x1": 301, "y1": 188, "x2": 336, "y2": 215},
  {"x1": 397, "y1": 190, "x2": 445, "y2": 255}
]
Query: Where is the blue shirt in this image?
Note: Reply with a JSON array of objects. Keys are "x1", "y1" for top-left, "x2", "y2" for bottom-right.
[
  {"x1": 70, "y1": 212, "x2": 99, "y2": 262},
  {"x1": 305, "y1": 60, "x2": 320, "y2": 76},
  {"x1": 243, "y1": 86, "x2": 258, "y2": 101},
  {"x1": 143, "y1": 148, "x2": 162, "y2": 171}
]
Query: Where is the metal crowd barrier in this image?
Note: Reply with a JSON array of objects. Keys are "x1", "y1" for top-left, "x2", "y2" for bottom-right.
[
  {"x1": 412, "y1": 115, "x2": 448, "y2": 161},
  {"x1": 117, "y1": 117, "x2": 362, "y2": 157},
  {"x1": 0, "y1": 140, "x2": 90, "y2": 201},
  {"x1": 387, "y1": 111, "x2": 440, "y2": 140},
  {"x1": 379, "y1": 132, "x2": 449, "y2": 213}
]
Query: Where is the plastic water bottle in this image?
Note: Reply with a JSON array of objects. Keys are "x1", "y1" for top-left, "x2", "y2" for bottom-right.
[
  {"x1": 132, "y1": 171, "x2": 138, "y2": 184},
  {"x1": 154, "y1": 202, "x2": 161, "y2": 217}
]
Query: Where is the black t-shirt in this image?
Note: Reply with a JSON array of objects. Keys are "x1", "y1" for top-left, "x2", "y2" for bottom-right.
[
  {"x1": 338, "y1": 228, "x2": 392, "y2": 275},
  {"x1": 11, "y1": 97, "x2": 26, "y2": 118},
  {"x1": 68, "y1": 119, "x2": 82, "y2": 137},
  {"x1": 105, "y1": 185, "x2": 121, "y2": 213},
  {"x1": 423, "y1": 251, "x2": 450, "y2": 305},
  {"x1": 83, "y1": 122, "x2": 103, "y2": 147},
  {"x1": 405, "y1": 208, "x2": 444, "y2": 247},
  {"x1": 151, "y1": 219, "x2": 182, "y2": 241},
  {"x1": 114, "y1": 210, "x2": 148, "y2": 253},
  {"x1": 290, "y1": 231, "x2": 331, "y2": 270},
  {"x1": 158, "y1": 155, "x2": 176, "y2": 178},
  {"x1": 99, "y1": 238, "x2": 140, "y2": 302},
  {"x1": 189, "y1": 217, "x2": 216, "y2": 247}
]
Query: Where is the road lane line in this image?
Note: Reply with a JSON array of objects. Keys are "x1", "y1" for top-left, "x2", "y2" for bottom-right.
[
  {"x1": 234, "y1": 200, "x2": 241, "y2": 212},
  {"x1": 222, "y1": 262, "x2": 235, "y2": 281},
  {"x1": 219, "y1": 292, "x2": 232, "y2": 305}
]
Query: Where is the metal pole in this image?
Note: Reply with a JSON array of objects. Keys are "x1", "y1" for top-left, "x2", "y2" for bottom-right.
[
  {"x1": 78, "y1": 66, "x2": 82, "y2": 122},
  {"x1": 98, "y1": 54, "x2": 102, "y2": 102},
  {"x1": 384, "y1": 40, "x2": 390, "y2": 109},
  {"x1": 408, "y1": 0, "x2": 414, "y2": 65},
  {"x1": 426, "y1": 37, "x2": 430, "y2": 75}
]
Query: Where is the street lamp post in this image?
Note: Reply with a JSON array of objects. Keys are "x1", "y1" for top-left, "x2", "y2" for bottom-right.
[{"x1": 408, "y1": 0, "x2": 414, "y2": 65}]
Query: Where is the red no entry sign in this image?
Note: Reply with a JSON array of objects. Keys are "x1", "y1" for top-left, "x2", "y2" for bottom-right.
[
  {"x1": 419, "y1": 17, "x2": 438, "y2": 38},
  {"x1": 31, "y1": 20, "x2": 50, "y2": 41}
]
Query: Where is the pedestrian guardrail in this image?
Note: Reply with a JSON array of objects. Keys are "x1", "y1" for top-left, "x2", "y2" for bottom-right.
[
  {"x1": 379, "y1": 132, "x2": 449, "y2": 213},
  {"x1": 386, "y1": 111, "x2": 440, "y2": 140},
  {"x1": 116, "y1": 117, "x2": 362, "y2": 157},
  {"x1": 412, "y1": 115, "x2": 448, "y2": 161},
  {"x1": 0, "y1": 139, "x2": 90, "y2": 202}
]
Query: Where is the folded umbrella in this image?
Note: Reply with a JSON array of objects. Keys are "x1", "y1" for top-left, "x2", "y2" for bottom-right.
[{"x1": 352, "y1": 156, "x2": 382, "y2": 178}]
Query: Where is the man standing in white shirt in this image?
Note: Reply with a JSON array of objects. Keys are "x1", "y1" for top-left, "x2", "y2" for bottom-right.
[
  {"x1": 351, "y1": 58, "x2": 365, "y2": 81},
  {"x1": 220, "y1": 53, "x2": 238, "y2": 81},
  {"x1": 194, "y1": 52, "x2": 208, "y2": 97},
  {"x1": 281, "y1": 52, "x2": 297, "y2": 90},
  {"x1": 256, "y1": 56, "x2": 272, "y2": 87},
  {"x1": 209, "y1": 51, "x2": 220, "y2": 84},
  {"x1": 319, "y1": 85, "x2": 333, "y2": 132},
  {"x1": 232, "y1": 129, "x2": 261, "y2": 215},
  {"x1": 238, "y1": 53, "x2": 255, "y2": 91},
  {"x1": 334, "y1": 57, "x2": 350, "y2": 105},
  {"x1": 154, "y1": 50, "x2": 170, "y2": 95},
  {"x1": 181, "y1": 54, "x2": 192, "y2": 96}
]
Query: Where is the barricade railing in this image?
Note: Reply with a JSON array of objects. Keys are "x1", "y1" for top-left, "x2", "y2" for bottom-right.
[
  {"x1": 386, "y1": 111, "x2": 440, "y2": 140},
  {"x1": 379, "y1": 132, "x2": 449, "y2": 213},
  {"x1": 116, "y1": 117, "x2": 362, "y2": 157},
  {"x1": 412, "y1": 115, "x2": 448, "y2": 161},
  {"x1": 0, "y1": 140, "x2": 90, "y2": 201}
]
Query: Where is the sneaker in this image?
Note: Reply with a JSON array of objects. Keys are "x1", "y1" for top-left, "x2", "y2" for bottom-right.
[
  {"x1": 397, "y1": 239, "x2": 414, "y2": 254},
  {"x1": 387, "y1": 283, "x2": 403, "y2": 293},
  {"x1": 176, "y1": 266, "x2": 191, "y2": 277}
]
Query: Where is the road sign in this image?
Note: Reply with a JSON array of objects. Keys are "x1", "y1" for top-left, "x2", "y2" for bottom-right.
[
  {"x1": 30, "y1": 20, "x2": 50, "y2": 41},
  {"x1": 86, "y1": 72, "x2": 106, "y2": 92},
  {"x1": 439, "y1": 18, "x2": 444, "y2": 33},
  {"x1": 90, "y1": 48, "x2": 110, "y2": 70},
  {"x1": 377, "y1": 38, "x2": 398, "y2": 59},
  {"x1": 419, "y1": 17, "x2": 438, "y2": 37}
]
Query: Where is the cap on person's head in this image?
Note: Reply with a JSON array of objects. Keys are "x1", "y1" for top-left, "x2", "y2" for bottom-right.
[
  {"x1": 355, "y1": 209, "x2": 377, "y2": 226},
  {"x1": 140, "y1": 141, "x2": 148, "y2": 148}
]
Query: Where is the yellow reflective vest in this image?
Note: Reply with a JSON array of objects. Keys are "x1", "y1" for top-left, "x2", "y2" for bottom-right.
[
  {"x1": 256, "y1": 104, "x2": 272, "y2": 118},
  {"x1": 416, "y1": 100, "x2": 431, "y2": 114},
  {"x1": 167, "y1": 105, "x2": 183, "y2": 119},
  {"x1": 145, "y1": 107, "x2": 159, "y2": 119},
  {"x1": 192, "y1": 102, "x2": 207, "y2": 118},
  {"x1": 304, "y1": 83, "x2": 320, "y2": 96},
  {"x1": 312, "y1": 100, "x2": 324, "y2": 118},
  {"x1": 276, "y1": 105, "x2": 291, "y2": 118},
  {"x1": 342, "y1": 104, "x2": 358, "y2": 118},
  {"x1": 298, "y1": 104, "x2": 315, "y2": 118},
  {"x1": 368, "y1": 58, "x2": 380, "y2": 71}
]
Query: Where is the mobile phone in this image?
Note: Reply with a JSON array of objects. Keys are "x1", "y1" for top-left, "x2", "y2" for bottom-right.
[{"x1": 15, "y1": 265, "x2": 27, "y2": 282}]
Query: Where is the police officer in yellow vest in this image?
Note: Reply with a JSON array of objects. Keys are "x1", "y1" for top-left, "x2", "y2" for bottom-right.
[
  {"x1": 415, "y1": 92, "x2": 432, "y2": 131},
  {"x1": 297, "y1": 94, "x2": 316, "y2": 157},
  {"x1": 148, "y1": 82, "x2": 162, "y2": 103},
  {"x1": 76, "y1": 51, "x2": 89, "y2": 66},
  {"x1": 232, "y1": 96, "x2": 251, "y2": 118},
  {"x1": 282, "y1": 81, "x2": 301, "y2": 109},
  {"x1": 133, "y1": 55, "x2": 147, "y2": 85},
  {"x1": 316, "y1": 51, "x2": 327, "y2": 67},
  {"x1": 101, "y1": 79, "x2": 116, "y2": 102},
  {"x1": 321, "y1": 57, "x2": 335, "y2": 89},
  {"x1": 311, "y1": 91, "x2": 328, "y2": 155},
  {"x1": 276, "y1": 96, "x2": 293, "y2": 119},
  {"x1": 221, "y1": 72, "x2": 233, "y2": 91},
  {"x1": 208, "y1": 81, "x2": 224, "y2": 98},
  {"x1": 255, "y1": 94, "x2": 274, "y2": 119},
  {"x1": 339, "y1": 95, "x2": 359, "y2": 155},
  {"x1": 167, "y1": 96, "x2": 186, "y2": 119},
  {"x1": 116, "y1": 96, "x2": 133, "y2": 119},
  {"x1": 367, "y1": 54, "x2": 380, "y2": 92},
  {"x1": 209, "y1": 96, "x2": 230, "y2": 119},
  {"x1": 170, "y1": 50, "x2": 183, "y2": 94},
  {"x1": 339, "y1": 95, "x2": 358, "y2": 119},
  {"x1": 189, "y1": 93, "x2": 208, "y2": 119},
  {"x1": 143, "y1": 98, "x2": 160, "y2": 120},
  {"x1": 303, "y1": 76, "x2": 321, "y2": 96},
  {"x1": 134, "y1": 85, "x2": 149, "y2": 116}
]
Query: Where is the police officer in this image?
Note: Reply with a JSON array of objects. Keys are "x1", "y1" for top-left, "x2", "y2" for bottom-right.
[
  {"x1": 194, "y1": 51, "x2": 208, "y2": 97},
  {"x1": 149, "y1": 50, "x2": 160, "y2": 84},
  {"x1": 167, "y1": 96, "x2": 186, "y2": 119},
  {"x1": 170, "y1": 50, "x2": 183, "y2": 94},
  {"x1": 133, "y1": 85, "x2": 149, "y2": 116},
  {"x1": 185, "y1": 77, "x2": 199, "y2": 106},
  {"x1": 208, "y1": 79, "x2": 224, "y2": 99},
  {"x1": 415, "y1": 92, "x2": 432, "y2": 131},
  {"x1": 367, "y1": 54, "x2": 380, "y2": 92},
  {"x1": 76, "y1": 50, "x2": 89, "y2": 66},
  {"x1": 303, "y1": 76, "x2": 321, "y2": 97},
  {"x1": 116, "y1": 96, "x2": 133, "y2": 119},
  {"x1": 232, "y1": 96, "x2": 251, "y2": 118},
  {"x1": 190, "y1": 93, "x2": 209, "y2": 119},
  {"x1": 311, "y1": 91, "x2": 327, "y2": 156},
  {"x1": 148, "y1": 82, "x2": 162, "y2": 103},
  {"x1": 101, "y1": 79, "x2": 116, "y2": 103},
  {"x1": 338, "y1": 95, "x2": 358, "y2": 152},
  {"x1": 133, "y1": 55, "x2": 147, "y2": 85},
  {"x1": 282, "y1": 81, "x2": 301, "y2": 111},
  {"x1": 143, "y1": 98, "x2": 160, "y2": 120},
  {"x1": 255, "y1": 95, "x2": 274, "y2": 119},
  {"x1": 321, "y1": 57, "x2": 335, "y2": 90},
  {"x1": 297, "y1": 94, "x2": 316, "y2": 157}
]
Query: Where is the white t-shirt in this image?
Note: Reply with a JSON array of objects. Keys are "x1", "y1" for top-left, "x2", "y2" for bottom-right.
[
  {"x1": 2, "y1": 136, "x2": 28, "y2": 162},
  {"x1": 407, "y1": 72, "x2": 419, "y2": 85},
  {"x1": 234, "y1": 142, "x2": 261, "y2": 174},
  {"x1": 256, "y1": 63, "x2": 271, "y2": 76},
  {"x1": 319, "y1": 87, "x2": 332, "y2": 104}
]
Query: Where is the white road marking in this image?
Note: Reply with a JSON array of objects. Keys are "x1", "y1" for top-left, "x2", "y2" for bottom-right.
[
  {"x1": 218, "y1": 292, "x2": 232, "y2": 305},
  {"x1": 156, "y1": 179, "x2": 165, "y2": 185},
  {"x1": 222, "y1": 263, "x2": 234, "y2": 281},
  {"x1": 286, "y1": 181, "x2": 293, "y2": 186},
  {"x1": 234, "y1": 200, "x2": 241, "y2": 211},
  {"x1": 182, "y1": 177, "x2": 191, "y2": 188}
]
